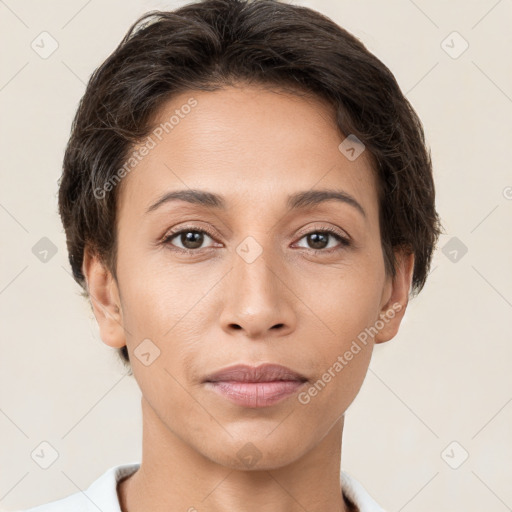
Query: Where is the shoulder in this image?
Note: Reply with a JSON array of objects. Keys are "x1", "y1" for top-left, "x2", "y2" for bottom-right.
[{"x1": 22, "y1": 462, "x2": 140, "y2": 512}]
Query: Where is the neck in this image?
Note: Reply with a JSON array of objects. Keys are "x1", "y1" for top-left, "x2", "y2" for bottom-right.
[{"x1": 118, "y1": 397, "x2": 352, "y2": 512}]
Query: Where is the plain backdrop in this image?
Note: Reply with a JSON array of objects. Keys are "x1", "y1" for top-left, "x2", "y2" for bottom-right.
[{"x1": 1, "y1": 1, "x2": 511, "y2": 511}]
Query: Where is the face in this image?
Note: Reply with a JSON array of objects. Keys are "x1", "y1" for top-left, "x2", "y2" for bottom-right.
[{"x1": 84, "y1": 84, "x2": 413, "y2": 470}]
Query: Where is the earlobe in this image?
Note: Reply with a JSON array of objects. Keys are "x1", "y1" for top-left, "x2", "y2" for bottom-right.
[
  {"x1": 82, "y1": 247, "x2": 126, "y2": 349},
  {"x1": 374, "y1": 250, "x2": 415, "y2": 344}
]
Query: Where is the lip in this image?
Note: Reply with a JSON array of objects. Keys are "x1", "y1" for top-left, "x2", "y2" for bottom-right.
[
  {"x1": 203, "y1": 363, "x2": 308, "y2": 383},
  {"x1": 203, "y1": 363, "x2": 308, "y2": 408}
]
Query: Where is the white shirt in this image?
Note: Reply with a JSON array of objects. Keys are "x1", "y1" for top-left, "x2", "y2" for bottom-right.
[{"x1": 22, "y1": 462, "x2": 386, "y2": 512}]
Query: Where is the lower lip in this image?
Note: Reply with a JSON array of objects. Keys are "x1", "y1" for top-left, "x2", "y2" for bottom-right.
[{"x1": 205, "y1": 380, "x2": 306, "y2": 408}]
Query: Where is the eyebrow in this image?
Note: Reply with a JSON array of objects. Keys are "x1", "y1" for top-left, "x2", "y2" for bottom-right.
[{"x1": 145, "y1": 188, "x2": 366, "y2": 218}]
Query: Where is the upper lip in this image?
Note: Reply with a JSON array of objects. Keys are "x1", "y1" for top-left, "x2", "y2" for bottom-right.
[{"x1": 204, "y1": 363, "x2": 308, "y2": 383}]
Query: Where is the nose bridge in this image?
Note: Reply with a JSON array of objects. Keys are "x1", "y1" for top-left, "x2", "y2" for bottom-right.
[
  {"x1": 219, "y1": 235, "x2": 295, "y2": 337},
  {"x1": 237, "y1": 238, "x2": 277, "y2": 301}
]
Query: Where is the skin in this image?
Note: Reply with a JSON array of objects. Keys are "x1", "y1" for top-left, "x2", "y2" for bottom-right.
[{"x1": 83, "y1": 84, "x2": 414, "y2": 512}]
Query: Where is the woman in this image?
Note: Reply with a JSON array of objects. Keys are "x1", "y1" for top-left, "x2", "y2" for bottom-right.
[{"x1": 26, "y1": 0, "x2": 442, "y2": 510}]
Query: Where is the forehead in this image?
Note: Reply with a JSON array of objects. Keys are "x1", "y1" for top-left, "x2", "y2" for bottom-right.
[{"x1": 117, "y1": 85, "x2": 379, "y2": 224}]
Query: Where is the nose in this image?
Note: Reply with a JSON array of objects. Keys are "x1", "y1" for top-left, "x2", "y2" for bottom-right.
[{"x1": 219, "y1": 242, "x2": 297, "y2": 339}]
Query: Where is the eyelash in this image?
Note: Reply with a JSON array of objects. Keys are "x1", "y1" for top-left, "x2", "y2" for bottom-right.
[{"x1": 161, "y1": 225, "x2": 351, "y2": 255}]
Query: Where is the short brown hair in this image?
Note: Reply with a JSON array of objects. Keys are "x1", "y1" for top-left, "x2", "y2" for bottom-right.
[{"x1": 58, "y1": 0, "x2": 443, "y2": 369}]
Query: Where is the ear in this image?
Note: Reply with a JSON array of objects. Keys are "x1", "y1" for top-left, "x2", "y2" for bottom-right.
[
  {"x1": 82, "y1": 246, "x2": 126, "y2": 349},
  {"x1": 374, "y1": 249, "x2": 415, "y2": 344}
]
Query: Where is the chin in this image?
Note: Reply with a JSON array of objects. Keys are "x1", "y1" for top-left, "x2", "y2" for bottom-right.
[{"x1": 201, "y1": 431, "x2": 310, "y2": 471}]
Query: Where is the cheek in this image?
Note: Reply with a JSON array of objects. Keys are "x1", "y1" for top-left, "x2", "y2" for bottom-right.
[
  {"x1": 116, "y1": 250, "x2": 221, "y2": 387},
  {"x1": 296, "y1": 275, "x2": 378, "y2": 416},
  {"x1": 116, "y1": 245, "x2": 203, "y2": 335},
  {"x1": 296, "y1": 343, "x2": 372, "y2": 436},
  {"x1": 292, "y1": 259, "x2": 383, "y2": 399},
  {"x1": 295, "y1": 255, "x2": 385, "y2": 338}
]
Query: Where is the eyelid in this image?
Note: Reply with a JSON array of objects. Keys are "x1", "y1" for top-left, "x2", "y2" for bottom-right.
[{"x1": 295, "y1": 223, "x2": 351, "y2": 243}]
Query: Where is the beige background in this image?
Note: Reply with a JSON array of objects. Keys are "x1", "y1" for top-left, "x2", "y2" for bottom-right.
[{"x1": 1, "y1": 0, "x2": 511, "y2": 511}]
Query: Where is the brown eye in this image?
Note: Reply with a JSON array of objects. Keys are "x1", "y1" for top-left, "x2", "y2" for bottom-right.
[
  {"x1": 177, "y1": 231, "x2": 205, "y2": 249},
  {"x1": 306, "y1": 232, "x2": 330, "y2": 250},
  {"x1": 295, "y1": 229, "x2": 350, "y2": 252},
  {"x1": 163, "y1": 228, "x2": 216, "y2": 252}
]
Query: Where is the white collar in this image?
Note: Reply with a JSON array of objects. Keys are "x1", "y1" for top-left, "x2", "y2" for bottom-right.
[{"x1": 25, "y1": 462, "x2": 386, "y2": 512}]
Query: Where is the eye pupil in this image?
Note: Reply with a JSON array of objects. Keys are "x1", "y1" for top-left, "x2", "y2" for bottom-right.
[
  {"x1": 308, "y1": 232, "x2": 328, "y2": 249},
  {"x1": 182, "y1": 231, "x2": 203, "y2": 249}
]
